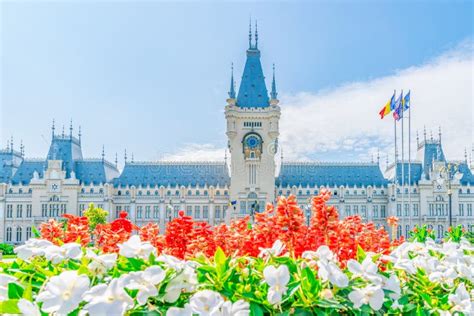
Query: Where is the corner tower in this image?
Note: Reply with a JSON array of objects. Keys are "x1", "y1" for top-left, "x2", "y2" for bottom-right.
[{"x1": 225, "y1": 22, "x2": 281, "y2": 218}]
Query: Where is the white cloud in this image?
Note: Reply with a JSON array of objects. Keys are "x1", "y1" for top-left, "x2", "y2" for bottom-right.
[
  {"x1": 280, "y1": 39, "x2": 473, "y2": 164},
  {"x1": 159, "y1": 143, "x2": 226, "y2": 162},
  {"x1": 163, "y1": 39, "x2": 473, "y2": 164}
]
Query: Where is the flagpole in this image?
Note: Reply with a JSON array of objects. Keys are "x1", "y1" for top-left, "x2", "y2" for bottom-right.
[
  {"x1": 400, "y1": 90, "x2": 405, "y2": 238},
  {"x1": 394, "y1": 109, "x2": 398, "y2": 238},
  {"x1": 408, "y1": 92, "x2": 412, "y2": 230}
]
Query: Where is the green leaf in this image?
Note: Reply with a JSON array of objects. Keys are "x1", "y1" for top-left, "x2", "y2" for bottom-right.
[
  {"x1": 8, "y1": 283, "x2": 24, "y2": 299},
  {"x1": 214, "y1": 247, "x2": 226, "y2": 267},
  {"x1": 250, "y1": 302, "x2": 264, "y2": 316},
  {"x1": 0, "y1": 299, "x2": 20, "y2": 314},
  {"x1": 31, "y1": 226, "x2": 41, "y2": 238},
  {"x1": 356, "y1": 245, "x2": 367, "y2": 262}
]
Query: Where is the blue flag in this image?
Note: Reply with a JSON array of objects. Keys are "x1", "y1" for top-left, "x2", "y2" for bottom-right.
[
  {"x1": 393, "y1": 91, "x2": 404, "y2": 121},
  {"x1": 403, "y1": 90, "x2": 410, "y2": 111}
]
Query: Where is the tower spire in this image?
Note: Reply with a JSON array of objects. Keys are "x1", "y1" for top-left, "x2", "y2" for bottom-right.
[
  {"x1": 20, "y1": 140, "x2": 24, "y2": 157},
  {"x1": 124, "y1": 149, "x2": 128, "y2": 163},
  {"x1": 78, "y1": 126, "x2": 82, "y2": 144},
  {"x1": 255, "y1": 20, "x2": 258, "y2": 49},
  {"x1": 101, "y1": 145, "x2": 105, "y2": 161},
  {"x1": 270, "y1": 63, "x2": 278, "y2": 100},
  {"x1": 377, "y1": 149, "x2": 380, "y2": 165},
  {"x1": 10, "y1": 136, "x2": 13, "y2": 153},
  {"x1": 438, "y1": 126, "x2": 442, "y2": 144},
  {"x1": 248, "y1": 18, "x2": 252, "y2": 49},
  {"x1": 423, "y1": 126, "x2": 427, "y2": 142},
  {"x1": 131, "y1": 152, "x2": 134, "y2": 163},
  {"x1": 69, "y1": 119, "x2": 73, "y2": 139},
  {"x1": 464, "y1": 148, "x2": 468, "y2": 163},
  {"x1": 52, "y1": 119, "x2": 55, "y2": 139},
  {"x1": 62, "y1": 125, "x2": 65, "y2": 138},
  {"x1": 416, "y1": 130, "x2": 419, "y2": 147},
  {"x1": 115, "y1": 152, "x2": 118, "y2": 167},
  {"x1": 228, "y1": 63, "x2": 236, "y2": 99}
]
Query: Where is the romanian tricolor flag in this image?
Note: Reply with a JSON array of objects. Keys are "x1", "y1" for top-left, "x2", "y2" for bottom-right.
[{"x1": 379, "y1": 91, "x2": 396, "y2": 119}]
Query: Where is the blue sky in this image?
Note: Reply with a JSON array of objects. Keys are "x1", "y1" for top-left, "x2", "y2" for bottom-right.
[{"x1": 1, "y1": 1, "x2": 472, "y2": 166}]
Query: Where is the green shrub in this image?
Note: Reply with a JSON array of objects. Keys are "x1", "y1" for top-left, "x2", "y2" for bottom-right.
[{"x1": 0, "y1": 243, "x2": 14, "y2": 255}]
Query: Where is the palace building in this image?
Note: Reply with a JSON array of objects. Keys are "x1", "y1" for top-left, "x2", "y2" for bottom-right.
[{"x1": 1, "y1": 27, "x2": 473, "y2": 244}]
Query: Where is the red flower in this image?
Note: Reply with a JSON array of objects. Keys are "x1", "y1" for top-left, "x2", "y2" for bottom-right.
[
  {"x1": 62, "y1": 214, "x2": 90, "y2": 246},
  {"x1": 39, "y1": 219, "x2": 64, "y2": 245}
]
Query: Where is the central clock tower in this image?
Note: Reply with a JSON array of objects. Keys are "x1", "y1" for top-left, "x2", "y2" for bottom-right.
[{"x1": 225, "y1": 24, "x2": 281, "y2": 218}]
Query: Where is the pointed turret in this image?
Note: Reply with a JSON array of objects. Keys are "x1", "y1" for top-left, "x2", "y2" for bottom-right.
[
  {"x1": 228, "y1": 63, "x2": 236, "y2": 99},
  {"x1": 236, "y1": 20, "x2": 269, "y2": 108},
  {"x1": 270, "y1": 63, "x2": 279, "y2": 105}
]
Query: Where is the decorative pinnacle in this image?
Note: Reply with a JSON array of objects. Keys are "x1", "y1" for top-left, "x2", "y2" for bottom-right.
[
  {"x1": 423, "y1": 125, "x2": 427, "y2": 142},
  {"x1": 255, "y1": 20, "x2": 258, "y2": 49},
  {"x1": 69, "y1": 119, "x2": 73, "y2": 139},
  {"x1": 10, "y1": 136, "x2": 13, "y2": 153},
  {"x1": 52, "y1": 119, "x2": 55, "y2": 138},
  {"x1": 101, "y1": 145, "x2": 105, "y2": 161},
  {"x1": 124, "y1": 149, "x2": 127, "y2": 163},
  {"x1": 438, "y1": 126, "x2": 442, "y2": 144},
  {"x1": 248, "y1": 18, "x2": 252, "y2": 49},
  {"x1": 78, "y1": 126, "x2": 82, "y2": 143},
  {"x1": 416, "y1": 130, "x2": 419, "y2": 146},
  {"x1": 270, "y1": 63, "x2": 278, "y2": 100},
  {"x1": 115, "y1": 152, "x2": 118, "y2": 166},
  {"x1": 228, "y1": 63, "x2": 236, "y2": 99}
]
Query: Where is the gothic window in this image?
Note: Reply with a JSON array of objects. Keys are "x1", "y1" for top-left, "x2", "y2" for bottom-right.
[
  {"x1": 90, "y1": 188, "x2": 94, "y2": 194},
  {"x1": 145, "y1": 206, "x2": 151, "y2": 219},
  {"x1": 196, "y1": 190, "x2": 200, "y2": 196},
  {"x1": 16, "y1": 227, "x2": 22, "y2": 242},
  {"x1": 175, "y1": 190, "x2": 180, "y2": 196},
  {"x1": 26, "y1": 227, "x2": 32, "y2": 240},
  {"x1": 6, "y1": 205, "x2": 13, "y2": 218},
  {"x1": 6, "y1": 227, "x2": 12, "y2": 242},
  {"x1": 146, "y1": 190, "x2": 150, "y2": 196},
  {"x1": 154, "y1": 190, "x2": 159, "y2": 196},
  {"x1": 153, "y1": 206, "x2": 159, "y2": 219},
  {"x1": 118, "y1": 190, "x2": 122, "y2": 196}
]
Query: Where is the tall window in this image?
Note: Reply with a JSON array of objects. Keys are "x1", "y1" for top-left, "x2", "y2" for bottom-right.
[
  {"x1": 405, "y1": 225, "x2": 410, "y2": 237},
  {"x1": 16, "y1": 204, "x2": 22, "y2": 218},
  {"x1": 413, "y1": 204, "x2": 419, "y2": 217},
  {"x1": 467, "y1": 204, "x2": 473, "y2": 216},
  {"x1": 61, "y1": 204, "x2": 66, "y2": 215},
  {"x1": 6, "y1": 205, "x2": 13, "y2": 218},
  {"x1": 459, "y1": 204, "x2": 464, "y2": 216},
  {"x1": 26, "y1": 227, "x2": 32, "y2": 240},
  {"x1": 429, "y1": 203, "x2": 434, "y2": 216},
  {"x1": 26, "y1": 204, "x2": 32, "y2": 218},
  {"x1": 186, "y1": 206, "x2": 193, "y2": 217},
  {"x1": 404, "y1": 204, "x2": 409, "y2": 217},
  {"x1": 373, "y1": 205, "x2": 379, "y2": 219},
  {"x1": 437, "y1": 225, "x2": 444, "y2": 239},
  {"x1": 6, "y1": 227, "x2": 12, "y2": 242},
  {"x1": 137, "y1": 206, "x2": 143, "y2": 219},
  {"x1": 380, "y1": 205, "x2": 386, "y2": 218},
  {"x1": 145, "y1": 206, "x2": 151, "y2": 219},
  {"x1": 174, "y1": 205, "x2": 179, "y2": 218},
  {"x1": 397, "y1": 225, "x2": 402, "y2": 239},
  {"x1": 353, "y1": 205, "x2": 359, "y2": 215},
  {"x1": 115, "y1": 206, "x2": 121, "y2": 218},
  {"x1": 396, "y1": 204, "x2": 401, "y2": 217},
  {"x1": 195, "y1": 206, "x2": 201, "y2": 219},
  {"x1": 240, "y1": 201, "x2": 246, "y2": 215},
  {"x1": 16, "y1": 227, "x2": 22, "y2": 242},
  {"x1": 153, "y1": 206, "x2": 159, "y2": 219},
  {"x1": 215, "y1": 206, "x2": 221, "y2": 219},
  {"x1": 203, "y1": 206, "x2": 209, "y2": 219},
  {"x1": 345, "y1": 205, "x2": 350, "y2": 217},
  {"x1": 361, "y1": 205, "x2": 367, "y2": 218}
]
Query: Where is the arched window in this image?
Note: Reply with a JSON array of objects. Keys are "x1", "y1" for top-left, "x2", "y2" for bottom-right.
[
  {"x1": 306, "y1": 190, "x2": 310, "y2": 196},
  {"x1": 19, "y1": 188, "x2": 23, "y2": 194},
  {"x1": 6, "y1": 227, "x2": 12, "y2": 242},
  {"x1": 188, "y1": 190, "x2": 192, "y2": 196},
  {"x1": 16, "y1": 227, "x2": 22, "y2": 242},
  {"x1": 298, "y1": 190, "x2": 302, "y2": 196},
  {"x1": 81, "y1": 188, "x2": 85, "y2": 193},
  {"x1": 138, "y1": 191, "x2": 142, "y2": 196},
  {"x1": 90, "y1": 188, "x2": 94, "y2": 194},
  {"x1": 204, "y1": 190, "x2": 208, "y2": 196},
  {"x1": 467, "y1": 189, "x2": 471, "y2": 194},
  {"x1": 26, "y1": 227, "x2": 32, "y2": 240},
  {"x1": 167, "y1": 190, "x2": 171, "y2": 196},
  {"x1": 146, "y1": 190, "x2": 150, "y2": 196},
  {"x1": 99, "y1": 188, "x2": 104, "y2": 194},
  {"x1": 216, "y1": 190, "x2": 220, "y2": 196},
  {"x1": 28, "y1": 188, "x2": 32, "y2": 194},
  {"x1": 126, "y1": 191, "x2": 130, "y2": 196},
  {"x1": 175, "y1": 190, "x2": 180, "y2": 196},
  {"x1": 196, "y1": 190, "x2": 200, "y2": 196},
  {"x1": 118, "y1": 190, "x2": 122, "y2": 196},
  {"x1": 224, "y1": 190, "x2": 228, "y2": 196},
  {"x1": 154, "y1": 190, "x2": 159, "y2": 196}
]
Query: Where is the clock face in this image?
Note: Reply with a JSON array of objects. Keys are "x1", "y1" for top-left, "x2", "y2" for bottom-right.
[{"x1": 245, "y1": 135, "x2": 260, "y2": 149}]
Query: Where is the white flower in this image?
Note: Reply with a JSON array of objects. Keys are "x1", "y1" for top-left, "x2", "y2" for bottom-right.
[
  {"x1": 448, "y1": 283, "x2": 474, "y2": 314},
  {"x1": 83, "y1": 278, "x2": 134, "y2": 316},
  {"x1": 17, "y1": 299, "x2": 41, "y2": 316},
  {"x1": 302, "y1": 245, "x2": 335, "y2": 266},
  {"x1": 157, "y1": 254, "x2": 188, "y2": 271},
  {"x1": 164, "y1": 266, "x2": 198, "y2": 303},
  {"x1": 316, "y1": 260, "x2": 349, "y2": 288},
  {"x1": 44, "y1": 243, "x2": 82, "y2": 264},
  {"x1": 123, "y1": 266, "x2": 166, "y2": 305},
  {"x1": 258, "y1": 240, "x2": 286, "y2": 258},
  {"x1": 166, "y1": 304, "x2": 193, "y2": 316},
  {"x1": 263, "y1": 265, "x2": 290, "y2": 305},
  {"x1": 348, "y1": 285, "x2": 385, "y2": 311},
  {"x1": 429, "y1": 266, "x2": 457, "y2": 286},
  {"x1": 0, "y1": 274, "x2": 17, "y2": 300},
  {"x1": 86, "y1": 249, "x2": 117, "y2": 275},
  {"x1": 189, "y1": 290, "x2": 224, "y2": 315},
  {"x1": 347, "y1": 256, "x2": 382, "y2": 285},
  {"x1": 36, "y1": 271, "x2": 90, "y2": 315},
  {"x1": 118, "y1": 235, "x2": 156, "y2": 260},
  {"x1": 382, "y1": 275, "x2": 401, "y2": 300},
  {"x1": 14, "y1": 238, "x2": 53, "y2": 261},
  {"x1": 220, "y1": 300, "x2": 250, "y2": 316}
]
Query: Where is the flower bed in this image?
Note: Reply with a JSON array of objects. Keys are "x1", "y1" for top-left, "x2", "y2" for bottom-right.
[{"x1": 0, "y1": 191, "x2": 473, "y2": 315}]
